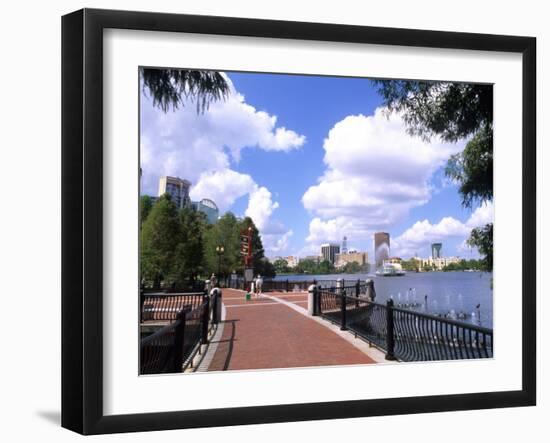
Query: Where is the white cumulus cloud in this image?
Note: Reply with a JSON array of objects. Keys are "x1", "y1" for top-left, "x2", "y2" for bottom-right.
[
  {"x1": 305, "y1": 216, "x2": 372, "y2": 245},
  {"x1": 392, "y1": 217, "x2": 471, "y2": 257},
  {"x1": 263, "y1": 230, "x2": 294, "y2": 254},
  {"x1": 392, "y1": 201, "x2": 494, "y2": 258},
  {"x1": 190, "y1": 172, "x2": 293, "y2": 255},
  {"x1": 466, "y1": 201, "x2": 494, "y2": 228},
  {"x1": 244, "y1": 186, "x2": 293, "y2": 255},
  {"x1": 303, "y1": 108, "x2": 464, "y2": 222},
  {"x1": 301, "y1": 107, "x2": 465, "y2": 252},
  {"x1": 245, "y1": 186, "x2": 279, "y2": 231},
  {"x1": 140, "y1": 75, "x2": 305, "y2": 196},
  {"x1": 189, "y1": 169, "x2": 256, "y2": 212},
  {"x1": 140, "y1": 73, "x2": 303, "y2": 256}
]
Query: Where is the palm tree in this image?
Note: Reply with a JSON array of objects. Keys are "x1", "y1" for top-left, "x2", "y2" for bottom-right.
[{"x1": 140, "y1": 68, "x2": 230, "y2": 113}]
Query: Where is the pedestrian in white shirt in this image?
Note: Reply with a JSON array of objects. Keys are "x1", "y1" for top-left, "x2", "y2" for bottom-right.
[{"x1": 255, "y1": 275, "x2": 263, "y2": 297}]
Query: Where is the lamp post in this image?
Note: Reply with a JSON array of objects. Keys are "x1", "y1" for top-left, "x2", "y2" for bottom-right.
[
  {"x1": 216, "y1": 245, "x2": 225, "y2": 282},
  {"x1": 246, "y1": 226, "x2": 252, "y2": 267}
]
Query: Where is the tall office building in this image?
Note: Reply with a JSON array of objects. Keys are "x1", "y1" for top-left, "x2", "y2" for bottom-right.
[
  {"x1": 158, "y1": 176, "x2": 191, "y2": 209},
  {"x1": 431, "y1": 243, "x2": 442, "y2": 259},
  {"x1": 191, "y1": 198, "x2": 219, "y2": 224},
  {"x1": 341, "y1": 236, "x2": 348, "y2": 254},
  {"x1": 320, "y1": 243, "x2": 340, "y2": 264},
  {"x1": 374, "y1": 232, "x2": 390, "y2": 269}
]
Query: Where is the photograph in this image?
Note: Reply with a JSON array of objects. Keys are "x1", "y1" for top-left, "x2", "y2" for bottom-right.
[
  {"x1": 0, "y1": 0, "x2": 544, "y2": 439},
  {"x1": 138, "y1": 67, "x2": 494, "y2": 375}
]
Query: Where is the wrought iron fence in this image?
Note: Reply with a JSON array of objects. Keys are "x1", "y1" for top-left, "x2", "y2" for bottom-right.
[
  {"x1": 140, "y1": 312, "x2": 184, "y2": 374},
  {"x1": 316, "y1": 287, "x2": 493, "y2": 362},
  {"x1": 260, "y1": 278, "x2": 370, "y2": 293},
  {"x1": 218, "y1": 275, "x2": 245, "y2": 289},
  {"x1": 261, "y1": 279, "x2": 336, "y2": 292},
  {"x1": 140, "y1": 291, "x2": 206, "y2": 322},
  {"x1": 315, "y1": 280, "x2": 339, "y2": 289},
  {"x1": 140, "y1": 291, "x2": 221, "y2": 374},
  {"x1": 141, "y1": 279, "x2": 206, "y2": 293}
]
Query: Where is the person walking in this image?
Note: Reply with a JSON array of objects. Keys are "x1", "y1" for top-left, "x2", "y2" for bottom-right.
[
  {"x1": 255, "y1": 275, "x2": 263, "y2": 297},
  {"x1": 210, "y1": 273, "x2": 217, "y2": 289}
]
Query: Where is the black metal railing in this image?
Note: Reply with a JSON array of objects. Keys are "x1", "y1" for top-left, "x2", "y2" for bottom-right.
[
  {"x1": 316, "y1": 286, "x2": 493, "y2": 362},
  {"x1": 140, "y1": 291, "x2": 206, "y2": 322},
  {"x1": 140, "y1": 305, "x2": 206, "y2": 375},
  {"x1": 261, "y1": 279, "x2": 292, "y2": 292},
  {"x1": 317, "y1": 279, "x2": 367, "y2": 290},
  {"x1": 261, "y1": 279, "x2": 332, "y2": 292},
  {"x1": 141, "y1": 279, "x2": 206, "y2": 293},
  {"x1": 140, "y1": 290, "x2": 221, "y2": 374},
  {"x1": 217, "y1": 275, "x2": 245, "y2": 289},
  {"x1": 140, "y1": 311, "x2": 184, "y2": 374},
  {"x1": 261, "y1": 278, "x2": 369, "y2": 293}
]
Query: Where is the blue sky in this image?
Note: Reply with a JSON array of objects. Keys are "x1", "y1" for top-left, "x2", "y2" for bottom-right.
[{"x1": 140, "y1": 70, "x2": 493, "y2": 262}]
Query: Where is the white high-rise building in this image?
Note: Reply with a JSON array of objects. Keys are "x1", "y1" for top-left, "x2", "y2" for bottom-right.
[{"x1": 158, "y1": 176, "x2": 191, "y2": 209}]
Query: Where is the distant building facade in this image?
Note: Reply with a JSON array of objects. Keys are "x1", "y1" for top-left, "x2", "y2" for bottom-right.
[
  {"x1": 431, "y1": 243, "x2": 442, "y2": 259},
  {"x1": 385, "y1": 257, "x2": 402, "y2": 264},
  {"x1": 302, "y1": 255, "x2": 321, "y2": 264},
  {"x1": 285, "y1": 256, "x2": 299, "y2": 268},
  {"x1": 320, "y1": 243, "x2": 340, "y2": 264},
  {"x1": 335, "y1": 251, "x2": 368, "y2": 268},
  {"x1": 191, "y1": 198, "x2": 219, "y2": 224},
  {"x1": 268, "y1": 256, "x2": 299, "y2": 267},
  {"x1": 158, "y1": 176, "x2": 191, "y2": 209},
  {"x1": 374, "y1": 232, "x2": 390, "y2": 269},
  {"x1": 157, "y1": 176, "x2": 220, "y2": 223},
  {"x1": 421, "y1": 256, "x2": 461, "y2": 271}
]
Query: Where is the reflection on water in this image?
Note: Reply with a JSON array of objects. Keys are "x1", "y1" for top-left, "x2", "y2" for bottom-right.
[{"x1": 274, "y1": 271, "x2": 493, "y2": 328}]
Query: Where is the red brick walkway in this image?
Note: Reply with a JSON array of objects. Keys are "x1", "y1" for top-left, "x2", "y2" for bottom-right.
[{"x1": 207, "y1": 289, "x2": 375, "y2": 371}]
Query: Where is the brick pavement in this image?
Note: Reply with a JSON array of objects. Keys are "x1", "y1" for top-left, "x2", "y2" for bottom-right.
[{"x1": 206, "y1": 289, "x2": 375, "y2": 371}]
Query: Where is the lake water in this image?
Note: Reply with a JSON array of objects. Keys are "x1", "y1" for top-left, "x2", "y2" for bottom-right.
[{"x1": 273, "y1": 271, "x2": 493, "y2": 328}]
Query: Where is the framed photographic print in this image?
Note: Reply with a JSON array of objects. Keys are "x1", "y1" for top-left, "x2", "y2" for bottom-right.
[{"x1": 61, "y1": 8, "x2": 536, "y2": 435}]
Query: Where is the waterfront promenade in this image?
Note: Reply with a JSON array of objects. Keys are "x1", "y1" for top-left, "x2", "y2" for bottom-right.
[{"x1": 202, "y1": 289, "x2": 383, "y2": 372}]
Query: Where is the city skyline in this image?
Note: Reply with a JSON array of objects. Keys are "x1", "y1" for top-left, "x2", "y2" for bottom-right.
[
  {"x1": 140, "y1": 70, "x2": 493, "y2": 261},
  {"x1": 146, "y1": 173, "x2": 472, "y2": 262},
  {"x1": 154, "y1": 175, "x2": 220, "y2": 224},
  {"x1": 267, "y1": 236, "x2": 458, "y2": 265}
]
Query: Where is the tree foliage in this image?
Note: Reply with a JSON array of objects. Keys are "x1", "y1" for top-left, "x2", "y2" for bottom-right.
[
  {"x1": 140, "y1": 195, "x2": 181, "y2": 287},
  {"x1": 294, "y1": 259, "x2": 335, "y2": 275},
  {"x1": 442, "y1": 259, "x2": 485, "y2": 272},
  {"x1": 203, "y1": 212, "x2": 242, "y2": 278},
  {"x1": 237, "y1": 216, "x2": 275, "y2": 278},
  {"x1": 255, "y1": 259, "x2": 276, "y2": 279},
  {"x1": 467, "y1": 223, "x2": 493, "y2": 271},
  {"x1": 401, "y1": 258, "x2": 421, "y2": 272},
  {"x1": 171, "y1": 208, "x2": 206, "y2": 284},
  {"x1": 139, "y1": 195, "x2": 153, "y2": 228},
  {"x1": 374, "y1": 79, "x2": 493, "y2": 270},
  {"x1": 273, "y1": 259, "x2": 291, "y2": 274},
  {"x1": 445, "y1": 125, "x2": 493, "y2": 208},
  {"x1": 374, "y1": 80, "x2": 492, "y2": 142},
  {"x1": 140, "y1": 68, "x2": 230, "y2": 113},
  {"x1": 340, "y1": 261, "x2": 363, "y2": 274},
  {"x1": 140, "y1": 198, "x2": 274, "y2": 286}
]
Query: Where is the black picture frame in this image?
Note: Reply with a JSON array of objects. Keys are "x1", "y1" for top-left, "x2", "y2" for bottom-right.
[{"x1": 61, "y1": 8, "x2": 536, "y2": 435}]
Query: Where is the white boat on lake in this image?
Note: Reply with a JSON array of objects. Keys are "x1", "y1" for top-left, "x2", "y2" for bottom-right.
[{"x1": 376, "y1": 263, "x2": 406, "y2": 277}]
